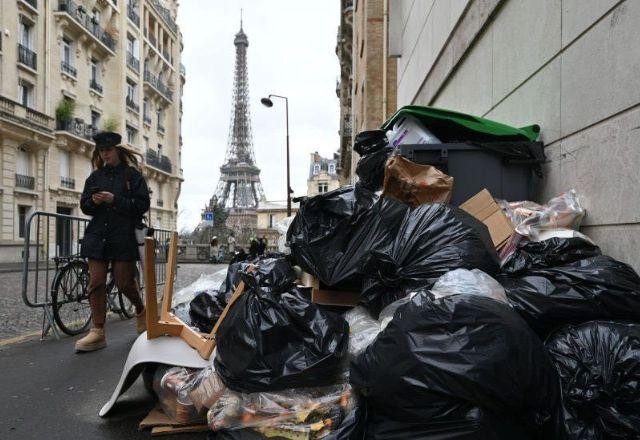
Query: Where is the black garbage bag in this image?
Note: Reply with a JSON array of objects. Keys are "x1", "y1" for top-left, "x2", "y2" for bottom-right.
[
  {"x1": 366, "y1": 404, "x2": 531, "y2": 440},
  {"x1": 546, "y1": 321, "x2": 640, "y2": 439},
  {"x1": 288, "y1": 184, "x2": 408, "y2": 289},
  {"x1": 499, "y1": 255, "x2": 640, "y2": 337},
  {"x1": 501, "y1": 237, "x2": 601, "y2": 275},
  {"x1": 251, "y1": 257, "x2": 297, "y2": 292},
  {"x1": 350, "y1": 293, "x2": 560, "y2": 438},
  {"x1": 360, "y1": 204, "x2": 499, "y2": 314},
  {"x1": 219, "y1": 261, "x2": 252, "y2": 300},
  {"x1": 353, "y1": 130, "x2": 394, "y2": 191},
  {"x1": 189, "y1": 290, "x2": 227, "y2": 333},
  {"x1": 215, "y1": 272, "x2": 349, "y2": 393}
]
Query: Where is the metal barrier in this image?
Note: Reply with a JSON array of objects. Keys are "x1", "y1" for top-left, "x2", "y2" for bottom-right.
[{"x1": 21, "y1": 210, "x2": 174, "y2": 339}]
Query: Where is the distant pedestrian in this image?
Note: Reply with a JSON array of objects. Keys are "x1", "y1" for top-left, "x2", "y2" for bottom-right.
[
  {"x1": 76, "y1": 131, "x2": 150, "y2": 353},
  {"x1": 257, "y1": 237, "x2": 267, "y2": 256},
  {"x1": 210, "y1": 236, "x2": 219, "y2": 263},
  {"x1": 249, "y1": 238, "x2": 259, "y2": 259}
]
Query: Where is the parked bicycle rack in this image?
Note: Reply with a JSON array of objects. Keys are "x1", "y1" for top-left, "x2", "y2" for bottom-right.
[{"x1": 21, "y1": 210, "x2": 174, "y2": 340}]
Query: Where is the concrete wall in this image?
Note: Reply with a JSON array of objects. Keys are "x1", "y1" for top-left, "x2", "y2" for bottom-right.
[{"x1": 392, "y1": 0, "x2": 640, "y2": 271}]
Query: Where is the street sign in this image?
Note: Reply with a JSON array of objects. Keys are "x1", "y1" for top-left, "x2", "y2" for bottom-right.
[{"x1": 202, "y1": 211, "x2": 214, "y2": 226}]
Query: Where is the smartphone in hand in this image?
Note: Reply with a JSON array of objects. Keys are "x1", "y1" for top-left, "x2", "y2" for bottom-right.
[{"x1": 90, "y1": 186, "x2": 104, "y2": 194}]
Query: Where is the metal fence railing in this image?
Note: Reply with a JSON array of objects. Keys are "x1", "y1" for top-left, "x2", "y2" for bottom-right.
[{"x1": 21, "y1": 210, "x2": 174, "y2": 339}]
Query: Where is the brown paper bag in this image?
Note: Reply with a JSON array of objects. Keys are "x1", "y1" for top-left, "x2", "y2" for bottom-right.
[{"x1": 383, "y1": 155, "x2": 454, "y2": 207}]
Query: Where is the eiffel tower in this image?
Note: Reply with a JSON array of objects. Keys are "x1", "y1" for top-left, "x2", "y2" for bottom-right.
[{"x1": 210, "y1": 17, "x2": 265, "y2": 244}]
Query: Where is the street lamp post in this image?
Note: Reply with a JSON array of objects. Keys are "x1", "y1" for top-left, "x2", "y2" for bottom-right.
[{"x1": 260, "y1": 94, "x2": 291, "y2": 217}]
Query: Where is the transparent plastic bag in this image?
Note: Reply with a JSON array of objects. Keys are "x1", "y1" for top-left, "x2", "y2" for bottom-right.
[
  {"x1": 207, "y1": 384, "x2": 355, "y2": 437},
  {"x1": 172, "y1": 268, "x2": 228, "y2": 307},
  {"x1": 274, "y1": 216, "x2": 295, "y2": 254},
  {"x1": 499, "y1": 190, "x2": 585, "y2": 239},
  {"x1": 430, "y1": 269, "x2": 508, "y2": 304},
  {"x1": 186, "y1": 365, "x2": 227, "y2": 413},
  {"x1": 152, "y1": 366, "x2": 204, "y2": 424},
  {"x1": 344, "y1": 306, "x2": 380, "y2": 357}
]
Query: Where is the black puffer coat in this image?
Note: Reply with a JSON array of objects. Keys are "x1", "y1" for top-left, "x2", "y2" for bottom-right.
[{"x1": 80, "y1": 163, "x2": 150, "y2": 261}]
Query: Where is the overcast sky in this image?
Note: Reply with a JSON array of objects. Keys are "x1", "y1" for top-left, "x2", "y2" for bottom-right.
[{"x1": 176, "y1": 2, "x2": 341, "y2": 232}]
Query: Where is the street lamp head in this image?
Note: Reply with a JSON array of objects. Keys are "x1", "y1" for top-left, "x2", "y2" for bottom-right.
[{"x1": 260, "y1": 97, "x2": 273, "y2": 108}]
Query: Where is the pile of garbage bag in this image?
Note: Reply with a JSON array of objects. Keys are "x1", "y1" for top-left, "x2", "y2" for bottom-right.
[{"x1": 136, "y1": 107, "x2": 640, "y2": 439}]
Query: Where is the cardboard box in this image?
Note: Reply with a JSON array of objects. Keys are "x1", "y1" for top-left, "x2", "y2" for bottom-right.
[
  {"x1": 460, "y1": 189, "x2": 514, "y2": 249},
  {"x1": 299, "y1": 272, "x2": 360, "y2": 307}
]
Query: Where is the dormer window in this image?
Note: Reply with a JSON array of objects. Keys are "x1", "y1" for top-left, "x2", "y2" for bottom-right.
[
  {"x1": 313, "y1": 163, "x2": 320, "y2": 175},
  {"x1": 328, "y1": 163, "x2": 336, "y2": 174}
]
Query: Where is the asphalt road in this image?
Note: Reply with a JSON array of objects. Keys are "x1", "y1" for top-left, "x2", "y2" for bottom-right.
[{"x1": 0, "y1": 263, "x2": 227, "y2": 440}]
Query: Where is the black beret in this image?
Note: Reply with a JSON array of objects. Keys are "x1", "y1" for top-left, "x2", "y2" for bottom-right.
[{"x1": 93, "y1": 131, "x2": 122, "y2": 149}]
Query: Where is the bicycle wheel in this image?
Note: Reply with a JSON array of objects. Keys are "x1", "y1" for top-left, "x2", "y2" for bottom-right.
[
  {"x1": 117, "y1": 266, "x2": 143, "y2": 319},
  {"x1": 51, "y1": 260, "x2": 92, "y2": 336}
]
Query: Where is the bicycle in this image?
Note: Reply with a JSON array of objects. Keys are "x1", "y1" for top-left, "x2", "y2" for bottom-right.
[{"x1": 50, "y1": 255, "x2": 142, "y2": 336}]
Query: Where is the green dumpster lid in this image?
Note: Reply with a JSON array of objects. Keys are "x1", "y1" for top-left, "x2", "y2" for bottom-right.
[{"x1": 382, "y1": 105, "x2": 540, "y2": 142}]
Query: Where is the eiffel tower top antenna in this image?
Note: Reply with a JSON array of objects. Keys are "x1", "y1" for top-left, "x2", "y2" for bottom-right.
[{"x1": 240, "y1": 8, "x2": 243, "y2": 29}]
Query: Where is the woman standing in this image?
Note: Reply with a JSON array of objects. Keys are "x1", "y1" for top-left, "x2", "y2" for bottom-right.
[{"x1": 75, "y1": 132, "x2": 150, "y2": 352}]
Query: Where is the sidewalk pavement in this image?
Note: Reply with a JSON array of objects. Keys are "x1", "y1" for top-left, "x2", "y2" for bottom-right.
[{"x1": 0, "y1": 318, "x2": 206, "y2": 439}]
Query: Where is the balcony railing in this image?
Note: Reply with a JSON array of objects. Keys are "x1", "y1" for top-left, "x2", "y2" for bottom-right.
[
  {"x1": 127, "y1": 52, "x2": 140, "y2": 71},
  {"x1": 144, "y1": 69, "x2": 173, "y2": 101},
  {"x1": 18, "y1": 44, "x2": 37, "y2": 70},
  {"x1": 89, "y1": 79, "x2": 103, "y2": 94},
  {"x1": 156, "y1": 199, "x2": 164, "y2": 207},
  {"x1": 145, "y1": 150, "x2": 172, "y2": 173},
  {"x1": 127, "y1": 5, "x2": 140, "y2": 26},
  {"x1": 149, "y1": 0, "x2": 177, "y2": 34},
  {"x1": 60, "y1": 176, "x2": 75, "y2": 189},
  {"x1": 0, "y1": 95, "x2": 54, "y2": 132},
  {"x1": 56, "y1": 118, "x2": 98, "y2": 141},
  {"x1": 126, "y1": 97, "x2": 140, "y2": 113},
  {"x1": 61, "y1": 60, "x2": 77, "y2": 77},
  {"x1": 16, "y1": 174, "x2": 35, "y2": 190},
  {"x1": 57, "y1": 0, "x2": 116, "y2": 53}
]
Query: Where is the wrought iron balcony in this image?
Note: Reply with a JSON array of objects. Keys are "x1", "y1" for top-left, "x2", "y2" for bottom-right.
[
  {"x1": 143, "y1": 69, "x2": 173, "y2": 102},
  {"x1": 16, "y1": 174, "x2": 35, "y2": 190},
  {"x1": 56, "y1": 0, "x2": 116, "y2": 53},
  {"x1": 60, "y1": 176, "x2": 75, "y2": 189},
  {"x1": 126, "y1": 52, "x2": 140, "y2": 71},
  {"x1": 56, "y1": 118, "x2": 98, "y2": 141},
  {"x1": 18, "y1": 44, "x2": 37, "y2": 70},
  {"x1": 126, "y1": 97, "x2": 140, "y2": 113},
  {"x1": 149, "y1": 0, "x2": 177, "y2": 34},
  {"x1": 89, "y1": 79, "x2": 103, "y2": 94},
  {"x1": 145, "y1": 149, "x2": 172, "y2": 173},
  {"x1": 127, "y1": 5, "x2": 140, "y2": 26},
  {"x1": 160, "y1": 155, "x2": 172, "y2": 173},
  {"x1": 61, "y1": 60, "x2": 77, "y2": 77}
]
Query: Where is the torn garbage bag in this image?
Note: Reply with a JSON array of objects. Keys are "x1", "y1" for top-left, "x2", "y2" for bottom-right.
[
  {"x1": 189, "y1": 290, "x2": 227, "y2": 333},
  {"x1": 499, "y1": 255, "x2": 640, "y2": 337},
  {"x1": 360, "y1": 204, "x2": 499, "y2": 314},
  {"x1": 546, "y1": 321, "x2": 640, "y2": 439},
  {"x1": 288, "y1": 185, "x2": 408, "y2": 289},
  {"x1": 354, "y1": 129, "x2": 395, "y2": 191},
  {"x1": 350, "y1": 292, "x2": 560, "y2": 437},
  {"x1": 214, "y1": 271, "x2": 349, "y2": 393},
  {"x1": 430, "y1": 268, "x2": 508, "y2": 304},
  {"x1": 501, "y1": 237, "x2": 601, "y2": 275}
]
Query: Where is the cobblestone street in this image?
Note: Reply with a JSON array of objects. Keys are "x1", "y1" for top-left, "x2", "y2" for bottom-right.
[{"x1": 0, "y1": 263, "x2": 226, "y2": 342}]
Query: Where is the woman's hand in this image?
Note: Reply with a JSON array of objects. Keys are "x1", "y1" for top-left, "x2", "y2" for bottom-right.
[{"x1": 92, "y1": 192, "x2": 115, "y2": 204}]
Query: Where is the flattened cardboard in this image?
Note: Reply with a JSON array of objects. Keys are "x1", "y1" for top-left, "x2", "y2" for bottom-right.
[{"x1": 460, "y1": 189, "x2": 514, "y2": 249}]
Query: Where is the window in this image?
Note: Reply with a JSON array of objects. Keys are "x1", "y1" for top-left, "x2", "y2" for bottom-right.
[
  {"x1": 91, "y1": 111, "x2": 101, "y2": 129},
  {"x1": 127, "y1": 34, "x2": 139, "y2": 58},
  {"x1": 157, "y1": 108, "x2": 164, "y2": 126},
  {"x1": 19, "y1": 20, "x2": 32, "y2": 49},
  {"x1": 18, "y1": 81, "x2": 33, "y2": 107},
  {"x1": 126, "y1": 80, "x2": 136, "y2": 101},
  {"x1": 62, "y1": 38, "x2": 72, "y2": 65},
  {"x1": 18, "y1": 206, "x2": 30, "y2": 238},
  {"x1": 126, "y1": 125, "x2": 137, "y2": 145},
  {"x1": 59, "y1": 150, "x2": 71, "y2": 179},
  {"x1": 313, "y1": 163, "x2": 320, "y2": 175},
  {"x1": 143, "y1": 136, "x2": 149, "y2": 151},
  {"x1": 318, "y1": 182, "x2": 329, "y2": 193},
  {"x1": 143, "y1": 98, "x2": 150, "y2": 119},
  {"x1": 17, "y1": 147, "x2": 29, "y2": 175},
  {"x1": 269, "y1": 214, "x2": 275, "y2": 228},
  {"x1": 90, "y1": 58, "x2": 99, "y2": 82},
  {"x1": 328, "y1": 163, "x2": 336, "y2": 174}
]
